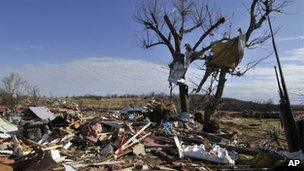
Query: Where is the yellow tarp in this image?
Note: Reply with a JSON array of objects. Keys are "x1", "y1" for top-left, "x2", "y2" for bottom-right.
[{"x1": 208, "y1": 34, "x2": 245, "y2": 70}]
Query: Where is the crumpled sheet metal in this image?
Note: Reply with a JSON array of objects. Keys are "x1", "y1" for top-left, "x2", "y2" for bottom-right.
[
  {"x1": 29, "y1": 107, "x2": 56, "y2": 121},
  {"x1": 209, "y1": 34, "x2": 246, "y2": 71},
  {"x1": 0, "y1": 117, "x2": 18, "y2": 133}
]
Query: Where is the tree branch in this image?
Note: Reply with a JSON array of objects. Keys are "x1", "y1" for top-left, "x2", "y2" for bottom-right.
[
  {"x1": 231, "y1": 53, "x2": 272, "y2": 76},
  {"x1": 193, "y1": 17, "x2": 225, "y2": 51},
  {"x1": 144, "y1": 21, "x2": 175, "y2": 56},
  {"x1": 164, "y1": 15, "x2": 181, "y2": 54},
  {"x1": 144, "y1": 41, "x2": 165, "y2": 49},
  {"x1": 183, "y1": 22, "x2": 203, "y2": 34},
  {"x1": 246, "y1": 0, "x2": 272, "y2": 42}
]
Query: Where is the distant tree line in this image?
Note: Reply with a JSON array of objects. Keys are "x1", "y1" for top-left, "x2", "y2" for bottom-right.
[
  {"x1": 71, "y1": 92, "x2": 302, "y2": 112},
  {"x1": 0, "y1": 72, "x2": 40, "y2": 106}
]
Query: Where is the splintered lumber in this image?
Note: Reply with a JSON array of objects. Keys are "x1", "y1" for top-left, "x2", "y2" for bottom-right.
[
  {"x1": 269, "y1": 16, "x2": 300, "y2": 152},
  {"x1": 123, "y1": 132, "x2": 151, "y2": 150},
  {"x1": 91, "y1": 161, "x2": 124, "y2": 166},
  {"x1": 115, "y1": 122, "x2": 151, "y2": 154},
  {"x1": 150, "y1": 150, "x2": 174, "y2": 162},
  {"x1": 17, "y1": 134, "x2": 73, "y2": 157},
  {"x1": 122, "y1": 122, "x2": 151, "y2": 147}
]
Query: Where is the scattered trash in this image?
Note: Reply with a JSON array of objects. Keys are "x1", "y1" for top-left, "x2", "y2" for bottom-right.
[
  {"x1": 176, "y1": 112, "x2": 192, "y2": 122},
  {"x1": 174, "y1": 136, "x2": 237, "y2": 164},
  {"x1": 8, "y1": 113, "x2": 22, "y2": 125},
  {"x1": 27, "y1": 106, "x2": 56, "y2": 121},
  {"x1": 162, "y1": 121, "x2": 173, "y2": 134},
  {"x1": 144, "y1": 101, "x2": 176, "y2": 123},
  {"x1": 0, "y1": 117, "x2": 18, "y2": 133},
  {"x1": 0, "y1": 99, "x2": 299, "y2": 170},
  {"x1": 132, "y1": 143, "x2": 146, "y2": 156}
]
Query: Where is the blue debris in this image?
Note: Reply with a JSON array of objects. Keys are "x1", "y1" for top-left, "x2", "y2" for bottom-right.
[
  {"x1": 176, "y1": 112, "x2": 192, "y2": 122},
  {"x1": 127, "y1": 114, "x2": 135, "y2": 121},
  {"x1": 162, "y1": 121, "x2": 173, "y2": 134}
]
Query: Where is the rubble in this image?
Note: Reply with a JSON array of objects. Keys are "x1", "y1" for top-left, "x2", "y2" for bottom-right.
[
  {"x1": 0, "y1": 100, "x2": 302, "y2": 170},
  {"x1": 0, "y1": 117, "x2": 18, "y2": 133},
  {"x1": 174, "y1": 136, "x2": 237, "y2": 165}
]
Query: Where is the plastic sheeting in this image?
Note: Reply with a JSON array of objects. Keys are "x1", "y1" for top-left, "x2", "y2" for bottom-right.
[
  {"x1": 168, "y1": 61, "x2": 187, "y2": 84},
  {"x1": 209, "y1": 34, "x2": 246, "y2": 71},
  {"x1": 174, "y1": 136, "x2": 237, "y2": 165},
  {"x1": 168, "y1": 49, "x2": 195, "y2": 84}
]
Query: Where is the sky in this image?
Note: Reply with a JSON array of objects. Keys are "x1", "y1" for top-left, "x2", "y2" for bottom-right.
[{"x1": 0, "y1": 0, "x2": 303, "y2": 104}]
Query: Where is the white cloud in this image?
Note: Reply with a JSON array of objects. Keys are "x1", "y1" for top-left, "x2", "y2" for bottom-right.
[
  {"x1": 278, "y1": 36, "x2": 304, "y2": 42},
  {"x1": 0, "y1": 57, "x2": 169, "y2": 96},
  {"x1": 224, "y1": 64, "x2": 304, "y2": 104},
  {"x1": 187, "y1": 64, "x2": 303, "y2": 104},
  {"x1": 187, "y1": 47, "x2": 304, "y2": 104},
  {"x1": 281, "y1": 47, "x2": 304, "y2": 63},
  {"x1": 0, "y1": 53, "x2": 302, "y2": 104}
]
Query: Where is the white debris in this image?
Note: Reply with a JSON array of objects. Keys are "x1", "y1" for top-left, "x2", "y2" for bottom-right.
[
  {"x1": 0, "y1": 117, "x2": 18, "y2": 133},
  {"x1": 51, "y1": 149, "x2": 65, "y2": 163},
  {"x1": 168, "y1": 62, "x2": 187, "y2": 84},
  {"x1": 63, "y1": 142, "x2": 73, "y2": 150},
  {"x1": 174, "y1": 136, "x2": 236, "y2": 165},
  {"x1": 38, "y1": 133, "x2": 50, "y2": 144},
  {"x1": 0, "y1": 150, "x2": 14, "y2": 155},
  {"x1": 29, "y1": 107, "x2": 56, "y2": 120},
  {"x1": 0, "y1": 133, "x2": 11, "y2": 139}
]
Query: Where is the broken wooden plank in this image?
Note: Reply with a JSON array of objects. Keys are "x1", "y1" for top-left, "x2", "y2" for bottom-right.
[{"x1": 17, "y1": 134, "x2": 73, "y2": 157}]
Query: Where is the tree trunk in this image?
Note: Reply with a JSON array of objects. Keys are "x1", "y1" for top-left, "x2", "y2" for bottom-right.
[
  {"x1": 203, "y1": 68, "x2": 227, "y2": 132},
  {"x1": 179, "y1": 83, "x2": 190, "y2": 113}
]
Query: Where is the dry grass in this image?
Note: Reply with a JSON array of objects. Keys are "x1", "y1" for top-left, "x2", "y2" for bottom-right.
[{"x1": 74, "y1": 97, "x2": 148, "y2": 110}]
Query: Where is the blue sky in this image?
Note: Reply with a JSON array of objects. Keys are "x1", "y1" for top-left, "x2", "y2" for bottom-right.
[{"x1": 0, "y1": 0, "x2": 303, "y2": 103}]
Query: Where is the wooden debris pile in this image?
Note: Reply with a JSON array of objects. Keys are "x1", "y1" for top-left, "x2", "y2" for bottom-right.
[{"x1": 0, "y1": 100, "x2": 303, "y2": 170}]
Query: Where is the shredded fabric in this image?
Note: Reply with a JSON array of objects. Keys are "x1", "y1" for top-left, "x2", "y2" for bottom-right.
[{"x1": 208, "y1": 34, "x2": 246, "y2": 70}]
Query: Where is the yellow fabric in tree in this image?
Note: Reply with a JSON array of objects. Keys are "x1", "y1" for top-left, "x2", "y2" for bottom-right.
[{"x1": 209, "y1": 34, "x2": 246, "y2": 71}]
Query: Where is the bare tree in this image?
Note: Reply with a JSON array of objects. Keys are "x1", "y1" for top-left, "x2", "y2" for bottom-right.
[
  {"x1": 136, "y1": 0, "x2": 225, "y2": 113},
  {"x1": 0, "y1": 73, "x2": 28, "y2": 105},
  {"x1": 1, "y1": 73, "x2": 28, "y2": 95},
  {"x1": 27, "y1": 85, "x2": 41, "y2": 106},
  {"x1": 0, "y1": 72, "x2": 41, "y2": 106},
  {"x1": 195, "y1": 0, "x2": 288, "y2": 132},
  {"x1": 136, "y1": 0, "x2": 287, "y2": 132}
]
